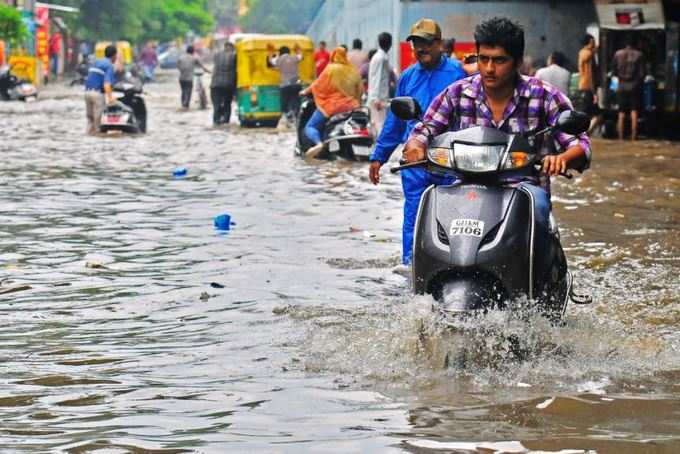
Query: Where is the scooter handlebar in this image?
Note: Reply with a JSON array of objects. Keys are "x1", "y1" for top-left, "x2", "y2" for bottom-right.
[{"x1": 389, "y1": 160, "x2": 427, "y2": 174}]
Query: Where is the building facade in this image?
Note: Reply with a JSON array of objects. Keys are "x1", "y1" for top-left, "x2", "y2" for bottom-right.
[{"x1": 307, "y1": 0, "x2": 597, "y2": 72}]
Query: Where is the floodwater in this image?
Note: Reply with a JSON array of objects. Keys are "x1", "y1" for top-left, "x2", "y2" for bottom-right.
[{"x1": 1, "y1": 71, "x2": 678, "y2": 453}]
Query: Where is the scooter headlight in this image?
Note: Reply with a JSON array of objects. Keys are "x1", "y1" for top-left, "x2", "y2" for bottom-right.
[
  {"x1": 427, "y1": 147, "x2": 452, "y2": 168},
  {"x1": 453, "y1": 143, "x2": 505, "y2": 172}
]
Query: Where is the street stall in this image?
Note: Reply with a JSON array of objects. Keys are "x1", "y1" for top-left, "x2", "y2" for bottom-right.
[{"x1": 593, "y1": 0, "x2": 680, "y2": 137}]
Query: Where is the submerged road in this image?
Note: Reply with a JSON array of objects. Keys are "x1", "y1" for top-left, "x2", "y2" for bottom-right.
[{"x1": 1, "y1": 70, "x2": 679, "y2": 453}]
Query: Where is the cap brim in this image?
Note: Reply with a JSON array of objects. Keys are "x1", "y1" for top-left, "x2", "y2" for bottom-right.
[{"x1": 406, "y1": 33, "x2": 438, "y2": 43}]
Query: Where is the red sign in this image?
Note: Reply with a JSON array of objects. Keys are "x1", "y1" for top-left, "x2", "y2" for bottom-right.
[
  {"x1": 399, "y1": 41, "x2": 476, "y2": 72},
  {"x1": 35, "y1": 6, "x2": 49, "y2": 77}
]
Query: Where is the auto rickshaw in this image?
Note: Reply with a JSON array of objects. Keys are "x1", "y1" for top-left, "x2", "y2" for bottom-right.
[
  {"x1": 235, "y1": 35, "x2": 315, "y2": 127},
  {"x1": 95, "y1": 41, "x2": 133, "y2": 65}
]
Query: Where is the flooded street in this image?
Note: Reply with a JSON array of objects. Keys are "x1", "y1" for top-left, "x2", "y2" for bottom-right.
[{"x1": 1, "y1": 71, "x2": 679, "y2": 453}]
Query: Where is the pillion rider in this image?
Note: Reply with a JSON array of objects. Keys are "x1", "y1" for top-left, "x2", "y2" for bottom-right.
[
  {"x1": 402, "y1": 17, "x2": 591, "y2": 255},
  {"x1": 368, "y1": 18, "x2": 466, "y2": 270}
]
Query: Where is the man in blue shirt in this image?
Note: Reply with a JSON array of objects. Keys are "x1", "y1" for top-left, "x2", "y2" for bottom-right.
[
  {"x1": 84, "y1": 44, "x2": 116, "y2": 134},
  {"x1": 368, "y1": 19, "x2": 466, "y2": 268}
]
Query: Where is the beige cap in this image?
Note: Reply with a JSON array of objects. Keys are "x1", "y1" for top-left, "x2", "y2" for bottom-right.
[{"x1": 407, "y1": 18, "x2": 442, "y2": 42}]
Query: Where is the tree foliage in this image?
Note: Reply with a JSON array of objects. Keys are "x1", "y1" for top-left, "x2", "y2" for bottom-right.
[
  {"x1": 240, "y1": 0, "x2": 323, "y2": 34},
  {"x1": 0, "y1": 3, "x2": 29, "y2": 46},
  {"x1": 50, "y1": 0, "x2": 214, "y2": 43}
]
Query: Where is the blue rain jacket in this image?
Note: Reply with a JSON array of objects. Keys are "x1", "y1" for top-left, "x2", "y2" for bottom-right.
[{"x1": 369, "y1": 56, "x2": 466, "y2": 264}]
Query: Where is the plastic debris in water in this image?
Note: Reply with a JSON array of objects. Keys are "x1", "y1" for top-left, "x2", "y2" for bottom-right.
[
  {"x1": 173, "y1": 167, "x2": 188, "y2": 177},
  {"x1": 214, "y1": 213, "x2": 232, "y2": 231}
]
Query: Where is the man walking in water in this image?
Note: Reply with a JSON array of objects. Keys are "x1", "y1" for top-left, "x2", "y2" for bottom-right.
[
  {"x1": 210, "y1": 41, "x2": 237, "y2": 126},
  {"x1": 367, "y1": 32, "x2": 393, "y2": 135},
  {"x1": 267, "y1": 44, "x2": 303, "y2": 127},
  {"x1": 368, "y1": 19, "x2": 466, "y2": 271},
  {"x1": 177, "y1": 45, "x2": 210, "y2": 110},
  {"x1": 612, "y1": 35, "x2": 644, "y2": 140},
  {"x1": 84, "y1": 44, "x2": 116, "y2": 135},
  {"x1": 577, "y1": 34, "x2": 602, "y2": 135}
]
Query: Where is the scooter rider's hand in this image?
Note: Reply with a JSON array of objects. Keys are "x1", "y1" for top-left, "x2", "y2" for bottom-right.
[
  {"x1": 369, "y1": 160, "x2": 382, "y2": 185},
  {"x1": 542, "y1": 145, "x2": 586, "y2": 177},
  {"x1": 402, "y1": 139, "x2": 427, "y2": 163},
  {"x1": 542, "y1": 154, "x2": 567, "y2": 176}
]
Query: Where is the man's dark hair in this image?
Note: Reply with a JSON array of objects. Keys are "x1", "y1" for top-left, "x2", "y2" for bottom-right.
[
  {"x1": 352, "y1": 38, "x2": 362, "y2": 50},
  {"x1": 319, "y1": 40, "x2": 326, "y2": 47},
  {"x1": 367, "y1": 48, "x2": 377, "y2": 61},
  {"x1": 279, "y1": 46, "x2": 290, "y2": 55},
  {"x1": 581, "y1": 34, "x2": 595, "y2": 47},
  {"x1": 225, "y1": 42, "x2": 234, "y2": 50},
  {"x1": 340, "y1": 44, "x2": 348, "y2": 51},
  {"x1": 474, "y1": 17, "x2": 524, "y2": 62},
  {"x1": 443, "y1": 38, "x2": 456, "y2": 55},
  {"x1": 378, "y1": 32, "x2": 392, "y2": 51},
  {"x1": 186, "y1": 45, "x2": 194, "y2": 54},
  {"x1": 550, "y1": 51, "x2": 567, "y2": 68},
  {"x1": 104, "y1": 44, "x2": 117, "y2": 59}
]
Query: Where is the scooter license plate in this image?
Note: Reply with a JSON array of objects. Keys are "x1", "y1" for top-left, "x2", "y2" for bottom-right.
[
  {"x1": 328, "y1": 140, "x2": 340, "y2": 152},
  {"x1": 351, "y1": 144, "x2": 371, "y2": 157},
  {"x1": 450, "y1": 219, "x2": 485, "y2": 237},
  {"x1": 107, "y1": 115, "x2": 121, "y2": 123}
]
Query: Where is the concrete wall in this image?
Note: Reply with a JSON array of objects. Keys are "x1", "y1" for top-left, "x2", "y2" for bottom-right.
[
  {"x1": 307, "y1": 0, "x2": 401, "y2": 68},
  {"x1": 308, "y1": 0, "x2": 597, "y2": 72}
]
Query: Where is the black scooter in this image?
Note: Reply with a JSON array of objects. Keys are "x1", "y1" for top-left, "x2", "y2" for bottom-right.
[
  {"x1": 295, "y1": 96, "x2": 374, "y2": 160},
  {"x1": 0, "y1": 65, "x2": 38, "y2": 101},
  {"x1": 100, "y1": 76, "x2": 147, "y2": 134},
  {"x1": 389, "y1": 97, "x2": 591, "y2": 320}
]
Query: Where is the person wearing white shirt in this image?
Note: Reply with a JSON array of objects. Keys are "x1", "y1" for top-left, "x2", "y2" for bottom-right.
[
  {"x1": 367, "y1": 32, "x2": 392, "y2": 134},
  {"x1": 535, "y1": 51, "x2": 571, "y2": 96}
]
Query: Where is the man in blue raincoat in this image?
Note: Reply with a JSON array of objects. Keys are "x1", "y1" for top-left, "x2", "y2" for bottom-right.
[{"x1": 368, "y1": 18, "x2": 466, "y2": 269}]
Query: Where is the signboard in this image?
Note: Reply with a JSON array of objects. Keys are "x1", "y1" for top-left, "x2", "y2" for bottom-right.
[
  {"x1": 35, "y1": 5, "x2": 49, "y2": 77},
  {"x1": 8, "y1": 55, "x2": 39, "y2": 85},
  {"x1": 594, "y1": 0, "x2": 665, "y2": 30}
]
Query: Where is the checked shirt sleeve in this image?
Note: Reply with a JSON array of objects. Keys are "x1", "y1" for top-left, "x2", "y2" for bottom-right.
[{"x1": 546, "y1": 88, "x2": 592, "y2": 172}]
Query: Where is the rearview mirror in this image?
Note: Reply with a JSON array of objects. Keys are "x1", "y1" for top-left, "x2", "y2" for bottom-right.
[
  {"x1": 555, "y1": 110, "x2": 590, "y2": 135},
  {"x1": 390, "y1": 96, "x2": 422, "y2": 121}
]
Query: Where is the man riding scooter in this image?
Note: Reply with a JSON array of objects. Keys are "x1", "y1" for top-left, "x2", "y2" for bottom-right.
[
  {"x1": 402, "y1": 17, "x2": 591, "y2": 267},
  {"x1": 368, "y1": 18, "x2": 466, "y2": 272}
]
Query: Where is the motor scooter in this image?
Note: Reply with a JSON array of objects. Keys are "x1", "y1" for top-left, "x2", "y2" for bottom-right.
[
  {"x1": 100, "y1": 74, "x2": 147, "y2": 134},
  {"x1": 0, "y1": 65, "x2": 38, "y2": 101},
  {"x1": 295, "y1": 95, "x2": 374, "y2": 160},
  {"x1": 389, "y1": 97, "x2": 592, "y2": 320}
]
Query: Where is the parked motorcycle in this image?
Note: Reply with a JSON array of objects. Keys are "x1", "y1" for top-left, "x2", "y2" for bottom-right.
[
  {"x1": 0, "y1": 65, "x2": 38, "y2": 101},
  {"x1": 100, "y1": 75, "x2": 147, "y2": 134},
  {"x1": 389, "y1": 97, "x2": 592, "y2": 321},
  {"x1": 295, "y1": 95, "x2": 374, "y2": 160}
]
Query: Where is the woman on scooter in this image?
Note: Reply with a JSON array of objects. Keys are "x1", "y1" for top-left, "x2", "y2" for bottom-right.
[{"x1": 299, "y1": 47, "x2": 363, "y2": 157}]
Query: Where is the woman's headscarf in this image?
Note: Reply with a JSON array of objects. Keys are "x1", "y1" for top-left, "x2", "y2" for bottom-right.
[{"x1": 310, "y1": 47, "x2": 363, "y2": 117}]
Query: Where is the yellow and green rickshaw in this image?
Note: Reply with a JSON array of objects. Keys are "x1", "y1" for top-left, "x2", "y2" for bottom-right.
[
  {"x1": 235, "y1": 34, "x2": 315, "y2": 127},
  {"x1": 95, "y1": 41, "x2": 134, "y2": 65}
]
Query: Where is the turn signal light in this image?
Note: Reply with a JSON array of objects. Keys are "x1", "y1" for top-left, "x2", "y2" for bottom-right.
[{"x1": 509, "y1": 151, "x2": 530, "y2": 168}]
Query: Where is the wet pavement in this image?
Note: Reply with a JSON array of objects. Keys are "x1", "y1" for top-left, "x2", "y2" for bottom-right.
[{"x1": 1, "y1": 70, "x2": 679, "y2": 453}]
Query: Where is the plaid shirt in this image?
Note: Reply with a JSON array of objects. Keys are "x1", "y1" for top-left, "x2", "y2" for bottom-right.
[{"x1": 409, "y1": 74, "x2": 592, "y2": 191}]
